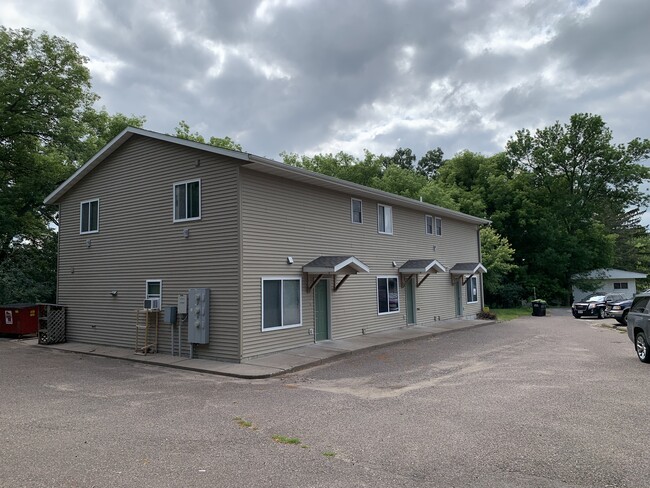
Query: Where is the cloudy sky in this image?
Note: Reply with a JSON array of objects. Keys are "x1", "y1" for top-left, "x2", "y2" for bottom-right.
[{"x1": 2, "y1": 0, "x2": 649, "y2": 223}]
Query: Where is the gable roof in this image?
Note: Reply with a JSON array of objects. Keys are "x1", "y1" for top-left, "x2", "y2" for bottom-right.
[
  {"x1": 449, "y1": 262, "x2": 487, "y2": 275},
  {"x1": 398, "y1": 259, "x2": 446, "y2": 274},
  {"x1": 571, "y1": 268, "x2": 647, "y2": 280},
  {"x1": 44, "y1": 127, "x2": 490, "y2": 226},
  {"x1": 302, "y1": 256, "x2": 370, "y2": 274}
]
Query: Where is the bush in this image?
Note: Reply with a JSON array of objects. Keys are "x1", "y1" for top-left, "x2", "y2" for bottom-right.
[{"x1": 477, "y1": 310, "x2": 497, "y2": 320}]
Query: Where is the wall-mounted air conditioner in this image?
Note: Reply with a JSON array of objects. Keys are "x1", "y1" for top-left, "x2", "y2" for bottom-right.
[{"x1": 143, "y1": 298, "x2": 160, "y2": 310}]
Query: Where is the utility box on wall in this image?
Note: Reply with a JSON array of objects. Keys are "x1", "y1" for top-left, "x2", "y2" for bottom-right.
[{"x1": 188, "y1": 288, "x2": 210, "y2": 344}]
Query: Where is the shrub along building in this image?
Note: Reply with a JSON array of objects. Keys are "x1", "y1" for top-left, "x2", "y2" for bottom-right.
[{"x1": 44, "y1": 128, "x2": 488, "y2": 362}]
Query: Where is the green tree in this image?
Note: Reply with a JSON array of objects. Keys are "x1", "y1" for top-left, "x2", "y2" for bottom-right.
[
  {"x1": 0, "y1": 27, "x2": 145, "y2": 302},
  {"x1": 389, "y1": 147, "x2": 416, "y2": 170},
  {"x1": 282, "y1": 150, "x2": 384, "y2": 187},
  {"x1": 173, "y1": 120, "x2": 243, "y2": 151},
  {"x1": 480, "y1": 227, "x2": 517, "y2": 306},
  {"x1": 0, "y1": 27, "x2": 94, "y2": 261},
  {"x1": 416, "y1": 147, "x2": 444, "y2": 179},
  {"x1": 506, "y1": 113, "x2": 650, "y2": 235},
  {"x1": 505, "y1": 114, "x2": 650, "y2": 303}
]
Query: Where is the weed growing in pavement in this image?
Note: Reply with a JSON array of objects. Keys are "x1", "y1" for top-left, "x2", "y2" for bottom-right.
[
  {"x1": 234, "y1": 417, "x2": 253, "y2": 428},
  {"x1": 272, "y1": 435, "x2": 301, "y2": 445},
  {"x1": 322, "y1": 451, "x2": 336, "y2": 457}
]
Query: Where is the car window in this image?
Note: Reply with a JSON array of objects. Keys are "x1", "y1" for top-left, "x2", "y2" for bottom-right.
[
  {"x1": 584, "y1": 295, "x2": 606, "y2": 302},
  {"x1": 631, "y1": 296, "x2": 650, "y2": 313}
]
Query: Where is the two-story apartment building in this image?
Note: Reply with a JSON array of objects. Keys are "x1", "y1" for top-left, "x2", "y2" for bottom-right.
[{"x1": 44, "y1": 128, "x2": 488, "y2": 363}]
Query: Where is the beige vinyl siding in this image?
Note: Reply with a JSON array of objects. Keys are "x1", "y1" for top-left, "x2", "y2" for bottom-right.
[
  {"x1": 240, "y1": 169, "x2": 482, "y2": 359},
  {"x1": 56, "y1": 136, "x2": 241, "y2": 361}
]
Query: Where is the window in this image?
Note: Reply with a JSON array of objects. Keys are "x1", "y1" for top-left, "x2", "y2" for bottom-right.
[
  {"x1": 80, "y1": 199, "x2": 99, "y2": 234},
  {"x1": 262, "y1": 278, "x2": 302, "y2": 330},
  {"x1": 378, "y1": 204, "x2": 393, "y2": 234},
  {"x1": 425, "y1": 215, "x2": 433, "y2": 235},
  {"x1": 173, "y1": 179, "x2": 201, "y2": 222},
  {"x1": 613, "y1": 282, "x2": 629, "y2": 290},
  {"x1": 377, "y1": 277, "x2": 399, "y2": 314},
  {"x1": 435, "y1": 217, "x2": 442, "y2": 236},
  {"x1": 631, "y1": 296, "x2": 650, "y2": 313},
  {"x1": 146, "y1": 280, "x2": 162, "y2": 301},
  {"x1": 466, "y1": 276, "x2": 478, "y2": 303},
  {"x1": 351, "y1": 198, "x2": 363, "y2": 224}
]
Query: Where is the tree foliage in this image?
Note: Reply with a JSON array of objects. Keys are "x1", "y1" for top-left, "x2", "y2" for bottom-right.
[
  {"x1": 0, "y1": 27, "x2": 144, "y2": 303},
  {"x1": 173, "y1": 120, "x2": 243, "y2": 151},
  {"x1": 416, "y1": 147, "x2": 444, "y2": 179}
]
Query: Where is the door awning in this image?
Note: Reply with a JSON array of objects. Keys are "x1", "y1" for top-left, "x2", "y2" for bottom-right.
[
  {"x1": 398, "y1": 259, "x2": 446, "y2": 287},
  {"x1": 449, "y1": 262, "x2": 487, "y2": 285},
  {"x1": 302, "y1": 256, "x2": 370, "y2": 291}
]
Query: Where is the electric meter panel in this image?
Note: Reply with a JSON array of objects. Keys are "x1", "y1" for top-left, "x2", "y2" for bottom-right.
[{"x1": 188, "y1": 288, "x2": 210, "y2": 344}]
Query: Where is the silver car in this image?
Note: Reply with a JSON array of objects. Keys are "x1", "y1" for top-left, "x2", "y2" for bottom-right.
[{"x1": 627, "y1": 292, "x2": 650, "y2": 363}]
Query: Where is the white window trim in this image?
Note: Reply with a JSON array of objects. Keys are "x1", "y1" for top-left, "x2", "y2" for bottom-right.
[
  {"x1": 425, "y1": 214, "x2": 433, "y2": 235},
  {"x1": 377, "y1": 204, "x2": 393, "y2": 235},
  {"x1": 173, "y1": 178, "x2": 202, "y2": 223},
  {"x1": 435, "y1": 217, "x2": 442, "y2": 236},
  {"x1": 467, "y1": 276, "x2": 478, "y2": 304},
  {"x1": 145, "y1": 279, "x2": 163, "y2": 301},
  {"x1": 79, "y1": 198, "x2": 100, "y2": 235},
  {"x1": 377, "y1": 276, "x2": 400, "y2": 315},
  {"x1": 351, "y1": 198, "x2": 363, "y2": 224},
  {"x1": 261, "y1": 277, "x2": 303, "y2": 332}
]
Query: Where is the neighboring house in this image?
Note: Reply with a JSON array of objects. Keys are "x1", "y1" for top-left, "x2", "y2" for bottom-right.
[
  {"x1": 571, "y1": 268, "x2": 648, "y2": 301},
  {"x1": 44, "y1": 128, "x2": 489, "y2": 363}
]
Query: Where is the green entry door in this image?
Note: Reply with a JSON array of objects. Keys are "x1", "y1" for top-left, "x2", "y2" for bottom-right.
[
  {"x1": 406, "y1": 278, "x2": 416, "y2": 324},
  {"x1": 455, "y1": 280, "x2": 463, "y2": 317},
  {"x1": 314, "y1": 279, "x2": 330, "y2": 341}
]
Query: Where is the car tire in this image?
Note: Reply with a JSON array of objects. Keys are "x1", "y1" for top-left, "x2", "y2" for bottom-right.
[
  {"x1": 597, "y1": 308, "x2": 605, "y2": 320},
  {"x1": 635, "y1": 332, "x2": 650, "y2": 363},
  {"x1": 620, "y1": 311, "x2": 628, "y2": 327},
  {"x1": 572, "y1": 312, "x2": 580, "y2": 319}
]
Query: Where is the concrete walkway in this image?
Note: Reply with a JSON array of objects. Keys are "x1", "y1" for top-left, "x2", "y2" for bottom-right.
[{"x1": 30, "y1": 318, "x2": 497, "y2": 379}]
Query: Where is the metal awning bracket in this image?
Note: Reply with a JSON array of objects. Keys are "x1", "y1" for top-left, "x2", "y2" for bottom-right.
[
  {"x1": 400, "y1": 274, "x2": 415, "y2": 288},
  {"x1": 461, "y1": 273, "x2": 475, "y2": 286},
  {"x1": 417, "y1": 274, "x2": 430, "y2": 287},
  {"x1": 334, "y1": 274, "x2": 350, "y2": 291},
  {"x1": 307, "y1": 273, "x2": 324, "y2": 291}
]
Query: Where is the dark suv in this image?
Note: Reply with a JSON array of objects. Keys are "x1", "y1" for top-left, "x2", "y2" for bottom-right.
[
  {"x1": 572, "y1": 293, "x2": 626, "y2": 319},
  {"x1": 626, "y1": 292, "x2": 650, "y2": 362}
]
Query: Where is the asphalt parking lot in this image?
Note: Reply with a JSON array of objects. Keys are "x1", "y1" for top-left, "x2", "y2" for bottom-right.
[{"x1": 2, "y1": 309, "x2": 649, "y2": 487}]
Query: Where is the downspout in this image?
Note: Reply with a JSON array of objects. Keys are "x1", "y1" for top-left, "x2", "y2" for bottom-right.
[
  {"x1": 477, "y1": 225, "x2": 484, "y2": 311},
  {"x1": 56, "y1": 205, "x2": 61, "y2": 304}
]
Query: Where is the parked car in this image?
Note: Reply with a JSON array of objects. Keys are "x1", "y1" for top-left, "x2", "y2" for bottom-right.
[
  {"x1": 571, "y1": 293, "x2": 627, "y2": 319},
  {"x1": 626, "y1": 291, "x2": 650, "y2": 362},
  {"x1": 606, "y1": 298, "x2": 633, "y2": 326}
]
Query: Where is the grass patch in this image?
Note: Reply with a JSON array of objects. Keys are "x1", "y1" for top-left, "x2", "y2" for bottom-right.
[
  {"x1": 491, "y1": 307, "x2": 531, "y2": 321},
  {"x1": 272, "y1": 434, "x2": 301, "y2": 445},
  {"x1": 322, "y1": 451, "x2": 336, "y2": 457},
  {"x1": 234, "y1": 417, "x2": 253, "y2": 428}
]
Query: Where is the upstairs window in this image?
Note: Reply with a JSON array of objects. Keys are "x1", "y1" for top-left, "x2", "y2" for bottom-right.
[
  {"x1": 466, "y1": 276, "x2": 478, "y2": 303},
  {"x1": 80, "y1": 199, "x2": 99, "y2": 234},
  {"x1": 425, "y1": 215, "x2": 433, "y2": 235},
  {"x1": 174, "y1": 179, "x2": 201, "y2": 222},
  {"x1": 351, "y1": 198, "x2": 363, "y2": 224},
  {"x1": 435, "y1": 217, "x2": 442, "y2": 236},
  {"x1": 378, "y1": 204, "x2": 393, "y2": 234}
]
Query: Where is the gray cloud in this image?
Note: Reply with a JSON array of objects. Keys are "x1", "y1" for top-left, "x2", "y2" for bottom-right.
[{"x1": 2, "y1": 0, "x2": 649, "y2": 167}]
